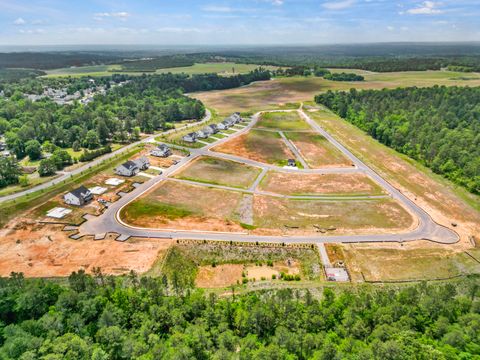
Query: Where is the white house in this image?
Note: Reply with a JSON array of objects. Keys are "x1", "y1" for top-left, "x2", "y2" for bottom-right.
[
  {"x1": 133, "y1": 156, "x2": 150, "y2": 171},
  {"x1": 182, "y1": 132, "x2": 197, "y2": 143},
  {"x1": 202, "y1": 126, "x2": 214, "y2": 136},
  {"x1": 195, "y1": 130, "x2": 208, "y2": 139},
  {"x1": 150, "y1": 144, "x2": 171, "y2": 158},
  {"x1": 64, "y1": 186, "x2": 93, "y2": 206},
  {"x1": 115, "y1": 161, "x2": 140, "y2": 177},
  {"x1": 217, "y1": 121, "x2": 230, "y2": 130}
]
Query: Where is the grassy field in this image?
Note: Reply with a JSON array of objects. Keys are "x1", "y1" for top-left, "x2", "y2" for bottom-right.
[
  {"x1": 213, "y1": 129, "x2": 294, "y2": 166},
  {"x1": 173, "y1": 156, "x2": 262, "y2": 189},
  {"x1": 258, "y1": 172, "x2": 385, "y2": 196},
  {"x1": 307, "y1": 108, "x2": 480, "y2": 241},
  {"x1": 341, "y1": 244, "x2": 480, "y2": 282},
  {"x1": 193, "y1": 70, "x2": 480, "y2": 115},
  {"x1": 44, "y1": 62, "x2": 280, "y2": 78},
  {"x1": 284, "y1": 131, "x2": 353, "y2": 168},
  {"x1": 121, "y1": 181, "x2": 245, "y2": 232},
  {"x1": 255, "y1": 111, "x2": 310, "y2": 131},
  {"x1": 254, "y1": 196, "x2": 414, "y2": 234}
]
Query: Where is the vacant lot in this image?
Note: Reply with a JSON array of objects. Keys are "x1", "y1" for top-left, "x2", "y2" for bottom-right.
[
  {"x1": 159, "y1": 242, "x2": 321, "y2": 289},
  {"x1": 255, "y1": 111, "x2": 310, "y2": 131},
  {"x1": 308, "y1": 109, "x2": 480, "y2": 245},
  {"x1": 342, "y1": 243, "x2": 480, "y2": 282},
  {"x1": 121, "y1": 181, "x2": 245, "y2": 232},
  {"x1": 173, "y1": 156, "x2": 262, "y2": 189},
  {"x1": 284, "y1": 131, "x2": 352, "y2": 168},
  {"x1": 156, "y1": 62, "x2": 280, "y2": 75},
  {"x1": 254, "y1": 196, "x2": 414, "y2": 235},
  {"x1": 193, "y1": 70, "x2": 480, "y2": 115},
  {"x1": 213, "y1": 129, "x2": 294, "y2": 166},
  {"x1": 259, "y1": 172, "x2": 385, "y2": 196}
]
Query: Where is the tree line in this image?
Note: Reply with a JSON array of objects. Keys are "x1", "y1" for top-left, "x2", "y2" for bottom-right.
[
  {"x1": 315, "y1": 86, "x2": 480, "y2": 194},
  {"x1": 0, "y1": 271, "x2": 478, "y2": 359}
]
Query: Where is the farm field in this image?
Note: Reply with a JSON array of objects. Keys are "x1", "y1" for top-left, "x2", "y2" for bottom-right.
[
  {"x1": 258, "y1": 172, "x2": 385, "y2": 196},
  {"x1": 284, "y1": 131, "x2": 353, "y2": 168},
  {"x1": 156, "y1": 242, "x2": 322, "y2": 289},
  {"x1": 120, "y1": 181, "x2": 245, "y2": 232},
  {"x1": 193, "y1": 70, "x2": 480, "y2": 115},
  {"x1": 308, "y1": 108, "x2": 480, "y2": 245},
  {"x1": 255, "y1": 111, "x2": 310, "y2": 131},
  {"x1": 212, "y1": 129, "x2": 294, "y2": 166},
  {"x1": 173, "y1": 156, "x2": 262, "y2": 189},
  {"x1": 339, "y1": 243, "x2": 480, "y2": 282},
  {"x1": 253, "y1": 196, "x2": 415, "y2": 235}
]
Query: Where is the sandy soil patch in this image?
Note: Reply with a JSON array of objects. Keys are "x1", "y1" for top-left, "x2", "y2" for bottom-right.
[
  {"x1": 259, "y1": 172, "x2": 385, "y2": 196},
  {"x1": 0, "y1": 222, "x2": 171, "y2": 277}
]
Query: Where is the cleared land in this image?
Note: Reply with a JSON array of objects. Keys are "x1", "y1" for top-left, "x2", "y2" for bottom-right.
[
  {"x1": 121, "y1": 181, "x2": 245, "y2": 232},
  {"x1": 254, "y1": 196, "x2": 415, "y2": 235},
  {"x1": 255, "y1": 111, "x2": 310, "y2": 131},
  {"x1": 193, "y1": 70, "x2": 480, "y2": 115},
  {"x1": 212, "y1": 129, "x2": 295, "y2": 166},
  {"x1": 341, "y1": 243, "x2": 480, "y2": 282},
  {"x1": 284, "y1": 131, "x2": 352, "y2": 168},
  {"x1": 308, "y1": 109, "x2": 480, "y2": 245},
  {"x1": 259, "y1": 172, "x2": 385, "y2": 196},
  {"x1": 173, "y1": 156, "x2": 262, "y2": 189}
]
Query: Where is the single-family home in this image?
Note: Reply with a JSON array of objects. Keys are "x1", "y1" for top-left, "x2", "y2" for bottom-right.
[
  {"x1": 150, "y1": 144, "x2": 171, "y2": 158},
  {"x1": 195, "y1": 130, "x2": 208, "y2": 139},
  {"x1": 115, "y1": 161, "x2": 139, "y2": 177},
  {"x1": 64, "y1": 186, "x2": 93, "y2": 206},
  {"x1": 202, "y1": 126, "x2": 214, "y2": 136},
  {"x1": 217, "y1": 120, "x2": 231, "y2": 130},
  {"x1": 207, "y1": 124, "x2": 219, "y2": 134},
  {"x1": 182, "y1": 132, "x2": 198, "y2": 143},
  {"x1": 133, "y1": 156, "x2": 150, "y2": 170},
  {"x1": 287, "y1": 159, "x2": 296, "y2": 167}
]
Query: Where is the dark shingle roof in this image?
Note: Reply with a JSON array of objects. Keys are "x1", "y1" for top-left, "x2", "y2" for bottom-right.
[
  {"x1": 70, "y1": 185, "x2": 90, "y2": 199},
  {"x1": 122, "y1": 160, "x2": 138, "y2": 170}
]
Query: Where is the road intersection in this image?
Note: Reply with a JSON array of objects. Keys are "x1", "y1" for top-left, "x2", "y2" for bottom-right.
[{"x1": 76, "y1": 107, "x2": 459, "y2": 245}]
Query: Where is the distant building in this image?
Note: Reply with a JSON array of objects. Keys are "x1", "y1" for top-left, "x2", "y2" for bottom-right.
[
  {"x1": 115, "y1": 161, "x2": 140, "y2": 177},
  {"x1": 150, "y1": 144, "x2": 171, "y2": 158},
  {"x1": 64, "y1": 186, "x2": 93, "y2": 206},
  {"x1": 182, "y1": 132, "x2": 198, "y2": 143},
  {"x1": 202, "y1": 126, "x2": 215, "y2": 136},
  {"x1": 207, "y1": 124, "x2": 219, "y2": 134},
  {"x1": 195, "y1": 130, "x2": 208, "y2": 139},
  {"x1": 287, "y1": 159, "x2": 296, "y2": 167}
]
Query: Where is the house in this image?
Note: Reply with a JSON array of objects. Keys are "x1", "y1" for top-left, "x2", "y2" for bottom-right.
[
  {"x1": 64, "y1": 186, "x2": 93, "y2": 206},
  {"x1": 217, "y1": 120, "x2": 230, "y2": 130},
  {"x1": 195, "y1": 130, "x2": 208, "y2": 139},
  {"x1": 150, "y1": 144, "x2": 171, "y2": 158},
  {"x1": 202, "y1": 126, "x2": 214, "y2": 136},
  {"x1": 287, "y1": 159, "x2": 296, "y2": 167},
  {"x1": 115, "y1": 161, "x2": 139, "y2": 177},
  {"x1": 207, "y1": 124, "x2": 219, "y2": 134},
  {"x1": 182, "y1": 132, "x2": 198, "y2": 143},
  {"x1": 133, "y1": 156, "x2": 150, "y2": 170}
]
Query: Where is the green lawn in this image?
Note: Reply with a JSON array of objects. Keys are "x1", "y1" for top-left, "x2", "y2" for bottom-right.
[
  {"x1": 174, "y1": 156, "x2": 262, "y2": 189},
  {"x1": 255, "y1": 111, "x2": 310, "y2": 131}
]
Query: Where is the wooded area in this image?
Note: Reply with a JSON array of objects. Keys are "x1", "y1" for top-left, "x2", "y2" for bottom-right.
[
  {"x1": 0, "y1": 272, "x2": 478, "y2": 359},
  {"x1": 315, "y1": 87, "x2": 480, "y2": 194}
]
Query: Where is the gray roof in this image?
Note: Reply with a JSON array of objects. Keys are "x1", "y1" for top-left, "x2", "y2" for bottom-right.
[
  {"x1": 69, "y1": 186, "x2": 91, "y2": 199},
  {"x1": 121, "y1": 160, "x2": 138, "y2": 170}
]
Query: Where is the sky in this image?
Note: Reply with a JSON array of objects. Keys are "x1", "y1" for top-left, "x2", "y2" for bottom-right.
[{"x1": 0, "y1": 0, "x2": 479, "y2": 46}]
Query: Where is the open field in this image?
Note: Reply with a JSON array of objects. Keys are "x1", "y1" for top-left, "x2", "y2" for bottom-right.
[
  {"x1": 253, "y1": 196, "x2": 415, "y2": 235},
  {"x1": 255, "y1": 111, "x2": 310, "y2": 131},
  {"x1": 193, "y1": 70, "x2": 480, "y2": 115},
  {"x1": 212, "y1": 129, "x2": 294, "y2": 166},
  {"x1": 121, "y1": 181, "x2": 245, "y2": 232},
  {"x1": 284, "y1": 131, "x2": 353, "y2": 168},
  {"x1": 258, "y1": 172, "x2": 385, "y2": 196},
  {"x1": 158, "y1": 242, "x2": 321, "y2": 289},
  {"x1": 341, "y1": 243, "x2": 480, "y2": 282},
  {"x1": 173, "y1": 156, "x2": 262, "y2": 189},
  {"x1": 308, "y1": 109, "x2": 480, "y2": 245}
]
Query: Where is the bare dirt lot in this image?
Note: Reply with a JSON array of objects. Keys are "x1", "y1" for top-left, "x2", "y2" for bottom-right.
[
  {"x1": 253, "y1": 196, "x2": 415, "y2": 235},
  {"x1": 212, "y1": 129, "x2": 294, "y2": 166},
  {"x1": 259, "y1": 172, "x2": 385, "y2": 196},
  {"x1": 285, "y1": 131, "x2": 352, "y2": 168},
  {"x1": 121, "y1": 180, "x2": 245, "y2": 232},
  {"x1": 0, "y1": 222, "x2": 171, "y2": 277}
]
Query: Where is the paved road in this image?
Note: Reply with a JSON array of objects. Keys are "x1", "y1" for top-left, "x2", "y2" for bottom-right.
[
  {"x1": 77, "y1": 108, "x2": 459, "y2": 244},
  {"x1": 0, "y1": 109, "x2": 211, "y2": 204},
  {"x1": 278, "y1": 131, "x2": 310, "y2": 169}
]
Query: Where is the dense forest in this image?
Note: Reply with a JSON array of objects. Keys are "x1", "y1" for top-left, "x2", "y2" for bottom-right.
[
  {"x1": 119, "y1": 55, "x2": 195, "y2": 72},
  {"x1": 315, "y1": 87, "x2": 480, "y2": 194},
  {"x1": 0, "y1": 272, "x2": 479, "y2": 359},
  {"x1": 324, "y1": 73, "x2": 364, "y2": 82}
]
